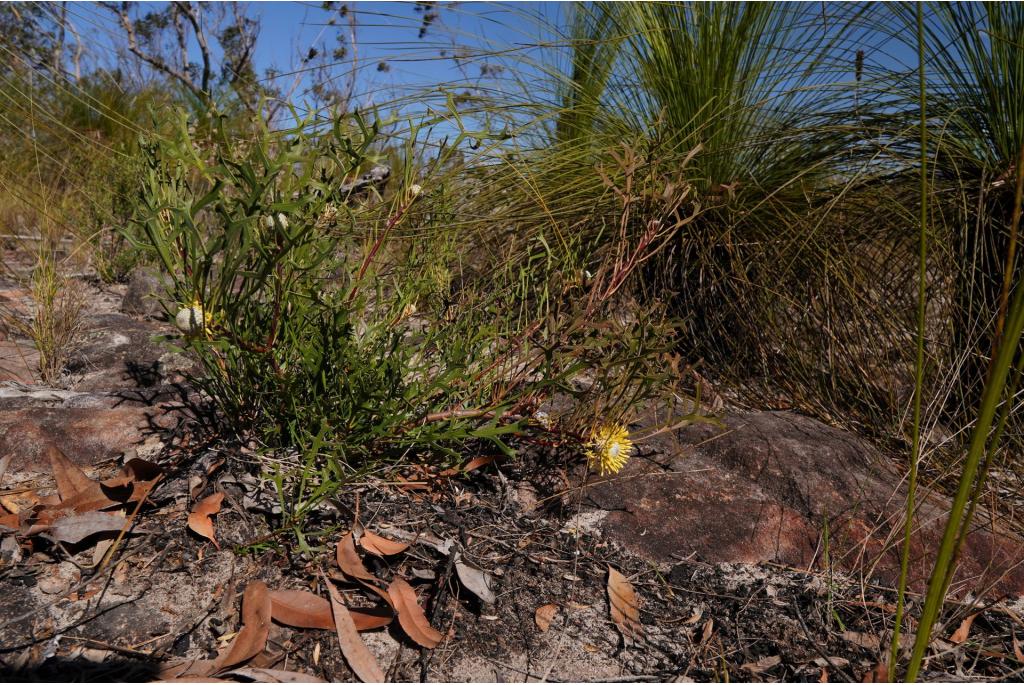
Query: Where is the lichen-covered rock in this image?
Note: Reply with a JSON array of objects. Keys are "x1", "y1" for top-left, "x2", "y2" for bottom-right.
[{"x1": 120, "y1": 266, "x2": 168, "y2": 320}]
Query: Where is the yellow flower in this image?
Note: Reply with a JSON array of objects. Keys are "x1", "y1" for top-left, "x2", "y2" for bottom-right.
[
  {"x1": 585, "y1": 423, "x2": 633, "y2": 475},
  {"x1": 175, "y1": 298, "x2": 213, "y2": 337}
]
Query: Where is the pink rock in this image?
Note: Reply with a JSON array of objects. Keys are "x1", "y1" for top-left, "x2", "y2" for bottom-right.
[{"x1": 586, "y1": 411, "x2": 1024, "y2": 598}]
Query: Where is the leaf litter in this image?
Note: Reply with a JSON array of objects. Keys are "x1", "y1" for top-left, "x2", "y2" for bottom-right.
[{"x1": 5, "y1": 439, "x2": 1024, "y2": 682}]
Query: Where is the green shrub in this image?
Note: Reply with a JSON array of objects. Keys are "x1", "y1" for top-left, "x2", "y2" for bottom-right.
[{"x1": 133, "y1": 106, "x2": 695, "y2": 531}]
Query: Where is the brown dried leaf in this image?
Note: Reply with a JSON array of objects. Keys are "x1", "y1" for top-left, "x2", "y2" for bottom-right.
[
  {"x1": 388, "y1": 577, "x2": 443, "y2": 648},
  {"x1": 323, "y1": 574, "x2": 385, "y2": 683},
  {"x1": 102, "y1": 458, "x2": 163, "y2": 503},
  {"x1": 950, "y1": 611, "x2": 980, "y2": 644},
  {"x1": 700, "y1": 619, "x2": 714, "y2": 645},
  {"x1": 187, "y1": 492, "x2": 224, "y2": 550},
  {"x1": 222, "y1": 667, "x2": 325, "y2": 683},
  {"x1": 741, "y1": 654, "x2": 781, "y2": 675},
  {"x1": 47, "y1": 445, "x2": 114, "y2": 513},
  {"x1": 43, "y1": 511, "x2": 129, "y2": 544},
  {"x1": 336, "y1": 532, "x2": 377, "y2": 582},
  {"x1": 454, "y1": 555, "x2": 496, "y2": 604},
  {"x1": 0, "y1": 491, "x2": 38, "y2": 515},
  {"x1": 842, "y1": 631, "x2": 881, "y2": 651},
  {"x1": 270, "y1": 589, "x2": 392, "y2": 632},
  {"x1": 607, "y1": 566, "x2": 641, "y2": 640},
  {"x1": 270, "y1": 589, "x2": 336, "y2": 630},
  {"x1": 861, "y1": 662, "x2": 888, "y2": 683},
  {"x1": 359, "y1": 530, "x2": 410, "y2": 557},
  {"x1": 0, "y1": 512, "x2": 18, "y2": 530},
  {"x1": 461, "y1": 455, "x2": 495, "y2": 473},
  {"x1": 215, "y1": 581, "x2": 272, "y2": 672},
  {"x1": 48, "y1": 445, "x2": 101, "y2": 502},
  {"x1": 535, "y1": 604, "x2": 558, "y2": 632}
]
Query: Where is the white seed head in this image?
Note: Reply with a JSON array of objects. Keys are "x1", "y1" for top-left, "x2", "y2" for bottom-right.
[
  {"x1": 175, "y1": 305, "x2": 207, "y2": 334},
  {"x1": 409, "y1": 184, "x2": 423, "y2": 197}
]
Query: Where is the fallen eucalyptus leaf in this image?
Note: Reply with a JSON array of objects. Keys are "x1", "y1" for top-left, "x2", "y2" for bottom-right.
[
  {"x1": 607, "y1": 566, "x2": 641, "y2": 642},
  {"x1": 950, "y1": 611, "x2": 980, "y2": 644},
  {"x1": 359, "y1": 530, "x2": 410, "y2": 556},
  {"x1": 740, "y1": 655, "x2": 781, "y2": 674},
  {"x1": 187, "y1": 492, "x2": 224, "y2": 550},
  {"x1": 214, "y1": 581, "x2": 273, "y2": 672},
  {"x1": 388, "y1": 577, "x2": 443, "y2": 648},
  {"x1": 455, "y1": 553, "x2": 496, "y2": 604},
  {"x1": 223, "y1": 667, "x2": 325, "y2": 683},
  {"x1": 336, "y1": 533, "x2": 377, "y2": 582},
  {"x1": 43, "y1": 511, "x2": 135, "y2": 545},
  {"x1": 323, "y1": 574, "x2": 385, "y2": 683}
]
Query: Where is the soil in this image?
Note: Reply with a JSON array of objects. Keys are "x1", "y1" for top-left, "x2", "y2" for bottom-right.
[{"x1": 2, "y1": 266, "x2": 1024, "y2": 682}]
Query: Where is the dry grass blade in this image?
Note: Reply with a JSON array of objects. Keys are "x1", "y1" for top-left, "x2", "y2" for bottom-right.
[
  {"x1": 337, "y1": 532, "x2": 378, "y2": 581},
  {"x1": 607, "y1": 565, "x2": 641, "y2": 641},
  {"x1": 322, "y1": 572, "x2": 385, "y2": 683},
  {"x1": 187, "y1": 492, "x2": 224, "y2": 550},
  {"x1": 358, "y1": 530, "x2": 409, "y2": 557},
  {"x1": 387, "y1": 578, "x2": 443, "y2": 648}
]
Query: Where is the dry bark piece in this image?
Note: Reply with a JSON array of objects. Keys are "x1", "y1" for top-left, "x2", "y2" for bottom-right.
[
  {"x1": 187, "y1": 492, "x2": 224, "y2": 550},
  {"x1": 323, "y1": 574, "x2": 385, "y2": 683},
  {"x1": 337, "y1": 532, "x2": 378, "y2": 582},
  {"x1": 607, "y1": 565, "x2": 642, "y2": 641},
  {"x1": 387, "y1": 577, "x2": 443, "y2": 648},
  {"x1": 359, "y1": 530, "x2": 410, "y2": 556},
  {"x1": 535, "y1": 604, "x2": 558, "y2": 632}
]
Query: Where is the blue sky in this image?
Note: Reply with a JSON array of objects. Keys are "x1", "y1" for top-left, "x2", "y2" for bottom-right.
[
  {"x1": 61, "y1": 2, "x2": 564, "y2": 110},
  {"x1": 56, "y1": 1, "x2": 925, "y2": 135}
]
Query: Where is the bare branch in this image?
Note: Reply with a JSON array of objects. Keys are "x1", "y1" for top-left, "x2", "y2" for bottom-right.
[
  {"x1": 101, "y1": 1, "x2": 208, "y2": 102},
  {"x1": 173, "y1": 1, "x2": 212, "y2": 97}
]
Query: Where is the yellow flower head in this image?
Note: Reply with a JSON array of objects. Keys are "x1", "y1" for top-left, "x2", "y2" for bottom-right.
[
  {"x1": 586, "y1": 423, "x2": 633, "y2": 475},
  {"x1": 175, "y1": 298, "x2": 214, "y2": 337}
]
